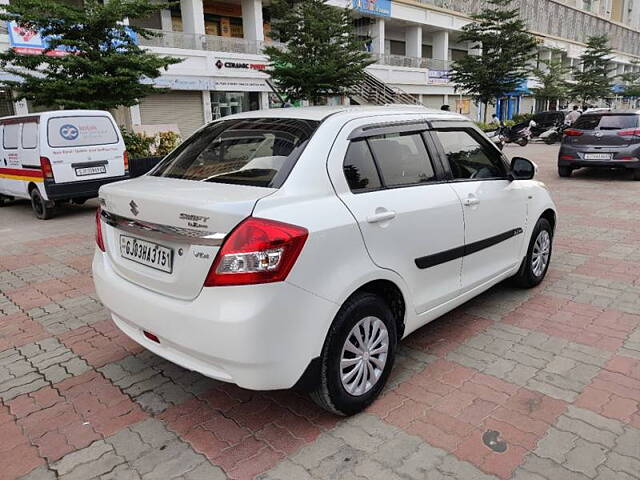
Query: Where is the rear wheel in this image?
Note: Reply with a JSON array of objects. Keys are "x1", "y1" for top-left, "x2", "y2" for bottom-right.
[
  {"x1": 544, "y1": 135, "x2": 557, "y2": 145},
  {"x1": 0, "y1": 195, "x2": 10, "y2": 207},
  {"x1": 30, "y1": 188, "x2": 54, "y2": 220},
  {"x1": 633, "y1": 169, "x2": 640, "y2": 181},
  {"x1": 558, "y1": 166, "x2": 572, "y2": 177},
  {"x1": 310, "y1": 292, "x2": 397, "y2": 416},
  {"x1": 512, "y1": 217, "x2": 553, "y2": 288},
  {"x1": 517, "y1": 137, "x2": 528, "y2": 147}
]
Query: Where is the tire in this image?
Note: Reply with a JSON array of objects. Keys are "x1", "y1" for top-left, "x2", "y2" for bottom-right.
[
  {"x1": 30, "y1": 188, "x2": 54, "y2": 220},
  {"x1": 558, "y1": 166, "x2": 572, "y2": 177},
  {"x1": 517, "y1": 137, "x2": 529, "y2": 147},
  {"x1": 310, "y1": 292, "x2": 398, "y2": 416},
  {"x1": 512, "y1": 218, "x2": 553, "y2": 288},
  {"x1": 0, "y1": 195, "x2": 10, "y2": 207},
  {"x1": 633, "y1": 169, "x2": 640, "y2": 181},
  {"x1": 71, "y1": 197, "x2": 88, "y2": 205}
]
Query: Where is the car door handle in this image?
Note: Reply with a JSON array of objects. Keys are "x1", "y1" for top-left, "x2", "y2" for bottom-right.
[
  {"x1": 463, "y1": 197, "x2": 480, "y2": 207},
  {"x1": 367, "y1": 210, "x2": 397, "y2": 223}
]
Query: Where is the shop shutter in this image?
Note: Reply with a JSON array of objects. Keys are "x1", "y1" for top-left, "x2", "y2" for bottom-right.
[{"x1": 139, "y1": 91, "x2": 205, "y2": 138}]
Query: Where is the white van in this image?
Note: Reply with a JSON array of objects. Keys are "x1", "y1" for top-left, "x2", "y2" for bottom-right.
[{"x1": 0, "y1": 110, "x2": 128, "y2": 219}]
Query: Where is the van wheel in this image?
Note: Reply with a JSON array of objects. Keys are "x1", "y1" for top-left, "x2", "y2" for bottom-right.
[
  {"x1": 0, "y1": 195, "x2": 10, "y2": 207},
  {"x1": 558, "y1": 166, "x2": 572, "y2": 177},
  {"x1": 310, "y1": 292, "x2": 397, "y2": 416},
  {"x1": 512, "y1": 218, "x2": 553, "y2": 288},
  {"x1": 633, "y1": 169, "x2": 640, "y2": 181},
  {"x1": 30, "y1": 188, "x2": 54, "y2": 220}
]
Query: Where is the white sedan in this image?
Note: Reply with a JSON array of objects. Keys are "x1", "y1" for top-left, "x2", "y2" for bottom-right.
[{"x1": 93, "y1": 106, "x2": 556, "y2": 415}]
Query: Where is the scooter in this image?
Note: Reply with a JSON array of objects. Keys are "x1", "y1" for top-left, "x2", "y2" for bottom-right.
[
  {"x1": 497, "y1": 120, "x2": 533, "y2": 147},
  {"x1": 486, "y1": 129, "x2": 505, "y2": 150},
  {"x1": 539, "y1": 122, "x2": 566, "y2": 145}
]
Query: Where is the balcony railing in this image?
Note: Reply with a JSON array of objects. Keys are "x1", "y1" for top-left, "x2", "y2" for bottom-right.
[
  {"x1": 139, "y1": 29, "x2": 285, "y2": 54},
  {"x1": 371, "y1": 54, "x2": 453, "y2": 71},
  {"x1": 418, "y1": 0, "x2": 640, "y2": 57}
]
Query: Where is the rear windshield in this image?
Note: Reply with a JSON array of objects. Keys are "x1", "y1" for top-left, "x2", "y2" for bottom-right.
[
  {"x1": 573, "y1": 114, "x2": 638, "y2": 131},
  {"x1": 48, "y1": 116, "x2": 119, "y2": 148},
  {"x1": 151, "y1": 118, "x2": 320, "y2": 188}
]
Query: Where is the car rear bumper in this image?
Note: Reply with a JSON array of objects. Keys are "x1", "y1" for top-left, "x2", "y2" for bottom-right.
[
  {"x1": 45, "y1": 175, "x2": 129, "y2": 201},
  {"x1": 92, "y1": 250, "x2": 337, "y2": 390},
  {"x1": 558, "y1": 158, "x2": 640, "y2": 169}
]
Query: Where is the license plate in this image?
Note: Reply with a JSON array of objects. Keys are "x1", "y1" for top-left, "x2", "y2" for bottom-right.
[
  {"x1": 119, "y1": 235, "x2": 173, "y2": 273},
  {"x1": 584, "y1": 153, "x2": 612, "y2": 160},
  {"x1": 75, "y1": 165, "x2": 106, "y2": 176}
]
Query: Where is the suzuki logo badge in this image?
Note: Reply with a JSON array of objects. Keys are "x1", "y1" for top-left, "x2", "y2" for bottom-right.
[{"x1": 129, "y1": 200, "x2": 139, "y2": 216}]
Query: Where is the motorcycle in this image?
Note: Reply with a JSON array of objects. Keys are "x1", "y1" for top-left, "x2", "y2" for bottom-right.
[
  {"x1": 539, "y1": 123, "x2": 566, "y2": 145},
  {"x1": 496, "y1": 120, "x2": 534, "y2": 147},
  {"x1": 486, "y1": 128, "x2": 505, "y2": 150}
]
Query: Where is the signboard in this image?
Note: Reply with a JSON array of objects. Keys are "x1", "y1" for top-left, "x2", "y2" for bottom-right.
[
  {"x1": 147, "y1": 76, "x2": 217, "y2": 91},
  {"x1": 7, "y1": 21, "x2": 137, "y2": 56},
  {"x1": 428, "y1": 69, "x2": 450, "y2": 85},
  {"x1": 352, "y1": 0, "x2": 391, "y2": 17}
]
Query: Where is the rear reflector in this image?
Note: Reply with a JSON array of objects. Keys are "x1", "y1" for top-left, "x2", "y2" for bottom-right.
[
  {"x1": 205, "y1": 217, "x2": 308, "y2": 287},
  {"x1": 559, "y1": 154, "x2": 575, "y2": 160},
  {"x1": 143, "y1": 331, "x2": 160, "y2": 343},
  {"x1": 564, "y1": 129, "x2": 583, "y2": 137},
  {"x1": 617, "y1": 128, "x2": 640, "y2": 136},
  {"x1": 40, "y1": 156, "x2": 54, "y2": 181},
  {"x1": 618, "y1": 156, "x2": 636, "y2": 161},
  {"x1": 95, "y1": 207, "x2": 105, "y2": 252}
]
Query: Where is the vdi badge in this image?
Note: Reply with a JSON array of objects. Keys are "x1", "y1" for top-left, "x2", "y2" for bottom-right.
[{"x1": 60, "y1": 124, "x2": 79, "y2": 140}]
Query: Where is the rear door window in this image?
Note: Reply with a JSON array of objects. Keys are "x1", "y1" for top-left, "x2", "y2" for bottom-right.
[
  {"x1": 152, "y1": 118, "x2": 319, "y2": 188},
  {"x1": 3, "y1": 123, "x2": 19, "y2": 149},
  {"x1": 367, "y1": 132, "x2": 436, "y2": 187},
  {"x1": 343, "y1": 140, "x2": 382, "y2": 192},
  {"x1": 48, "y1": 116, "x2": 119, "y2": 148},
  {"x1": 574, "y1": 114, "x2": 638, "y2": 130}
]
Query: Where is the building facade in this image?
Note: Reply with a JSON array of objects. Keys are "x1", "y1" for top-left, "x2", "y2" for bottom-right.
[{"x1": 2, "y1": 0, "x2": 640, "y2": 136}]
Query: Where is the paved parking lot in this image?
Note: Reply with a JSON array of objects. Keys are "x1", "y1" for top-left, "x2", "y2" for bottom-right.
[{"x1": 1, "y1": 142, "x2": 639, "y2": 480}]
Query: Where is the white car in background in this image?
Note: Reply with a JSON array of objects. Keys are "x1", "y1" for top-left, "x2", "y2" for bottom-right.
[{"x1": 93, "y1": 106, "x2": 556, "y2": 415}]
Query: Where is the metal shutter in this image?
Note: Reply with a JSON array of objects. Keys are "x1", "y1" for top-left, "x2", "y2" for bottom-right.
[{"x1": 139, "y1": 91, "x2": 205, "y2": 138}]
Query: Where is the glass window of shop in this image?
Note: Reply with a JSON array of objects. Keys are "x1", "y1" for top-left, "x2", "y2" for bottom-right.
[
  {"x1": 211, "y1": 92, "x2": 260, "y2": 118},
  {"x1": 0, "y1": 89, "x2": 14, "y2": 117}
]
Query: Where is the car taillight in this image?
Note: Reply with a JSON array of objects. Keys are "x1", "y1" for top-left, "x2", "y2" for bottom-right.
[
  {"x1": 204, "y1": 217, "x2": 308, "y2": 287},
  {"x1": 617, "y1": 128, "x2": 640, "y2": 136},
  {"x1": 564, "y1": 129, "x2": 583, "y2": 136},
  {"x1": 95, "y1": 207, "x2": 105, "y2": 252},
  {"x1": 40, "y1": 156, "x2": 54, "y2": 181},
  {"x1": 559, "y1": 154, "x2": 575, "y2": 160},
  {"x1": 123, "y1": 151, "x2": 129, "y2": 174}
]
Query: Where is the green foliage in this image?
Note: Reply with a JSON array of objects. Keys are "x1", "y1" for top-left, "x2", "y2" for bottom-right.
[
  {"x1": 570, "y1": 35, "x2": 615, "y2": 105},
  {"x1": 531, "y1": 52, "x2": 571, "y2": 106},
  {"x1": 511, "y1": 113, "x2": 533, "y2": 124},
  {"x1": 450, "y1": 0, "x2": 538, "y2": 122},
  {"x1": 264, "y1": 0, "x2": 374, "y2": 104},
  {"x1": 0, "y1": 0, "x2": 182, "y2": 109},
  {"x1": 121, "y1": 127, "x2": 155, "y2": 158},
  {"x1": 475, "y1": 120, "x2": 514, "y2": 131},
  {"x1": 619, "y1": 60, "x2": 640, "y2": 98},
  {"x1": 156, "y1": 131, "x2": 181, "y2": 156}
]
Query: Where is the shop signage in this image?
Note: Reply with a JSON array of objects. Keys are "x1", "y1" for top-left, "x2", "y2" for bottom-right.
[
  {"x1": 7, "y1": 21, "x2": 137, "y2": 56},
  {"x1": 352, "y1": 0, "x2": 391, "y2": 17},
  {"x1": 145, "y1": 76, "x2": 217, "y2": 91},
  {"x1": 214, "y1": 59, "x2": 266, "y2": 71},
  {"x1": 427, "y1": 69, "x2": 450, "y2": 85}
]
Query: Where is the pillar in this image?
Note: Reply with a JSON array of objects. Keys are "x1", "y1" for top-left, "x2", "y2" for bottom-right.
[
  {"x1": 405, "y1": 25, "x2": 422, "y2": 59},
  {"x1": 370, "y1": 18, "x2": 385, "y2": 55},
  {"x1": 180, "y1": 0, "x2": 205, "y2": 34},
  {"x1": 160, "y1": 9, "x2": 173, "y2": 31},
  {"x1": 241, "y1": 0, "x2": 264, "y2": 42},
  {"x1": 432, "y1": 30, "x2": 449, "y2": 61},
  {"x1": 202, "y1": 91, "x2": 213, "y2": 123},
  {"x1": 130, "y1": 105, "x2": 141, "y2": 126}
]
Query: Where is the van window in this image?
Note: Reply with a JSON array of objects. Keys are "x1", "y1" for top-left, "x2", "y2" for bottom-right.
[
  {"x1": 3, "y1": 123, "x2": 20, "y2": 149},
  {"x1": 47, "y1": 116, "x2": 119, "y2": 148},
  {"x1": 152, "y1": 118, "x2": 320, "y2": 188},
  {"x1": 22, "y1": 122, "x2": 38, "y2": 149}
]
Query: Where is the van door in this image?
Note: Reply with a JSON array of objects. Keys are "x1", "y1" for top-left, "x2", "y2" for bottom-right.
[
  {"x1": 330, "y1": 118, "x2": 465, "y2": 315},
  {"x1": 2, "y1": 122, "x2": 26, "y2": 197},
  {"x1": 46, "y1": 114, "x2": 125, "y2": 183}
]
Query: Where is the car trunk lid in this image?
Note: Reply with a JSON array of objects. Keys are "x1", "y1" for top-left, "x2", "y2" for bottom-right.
[{"x1": 99, "y1": 176, "x2": 275, "y2": 300}]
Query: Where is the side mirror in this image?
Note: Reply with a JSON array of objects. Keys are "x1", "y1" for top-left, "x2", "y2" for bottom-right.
[{"x1": 510, "y1": 157, "x2": 536, "y2": 180}]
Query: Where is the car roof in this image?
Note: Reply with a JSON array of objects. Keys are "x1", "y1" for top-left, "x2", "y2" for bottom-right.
[
  {"x1": 580, "y1": 109, "x2": 640, "y2": 115},
  {"x1": 221, "y1": 105, "x2": 468, "y2": 122},
  {"x1": 0, "y1": 110, "x2": 111, "y2": 122}
]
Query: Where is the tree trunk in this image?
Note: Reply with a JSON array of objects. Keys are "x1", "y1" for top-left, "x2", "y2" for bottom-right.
[{"x1": 483, "y1": 101, "x2": 488, "y2": 123}]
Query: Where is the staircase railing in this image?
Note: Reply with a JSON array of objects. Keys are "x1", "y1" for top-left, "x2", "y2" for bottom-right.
[{"x1": 350, "y1": 71, "x2": 421, "y2": 105}]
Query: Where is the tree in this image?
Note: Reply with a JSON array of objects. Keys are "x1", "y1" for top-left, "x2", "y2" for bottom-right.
[
  {"x1": 264, "y1": 0, "x2": 374, "y2": 104},
  {"x1": 0, "y1": 0, "x2": 182, "y2": 110},
  {"x1": 450, "y1": 0, "x2": 538, "y2": 122},
  {"x1": 531, "y1": 51, "x2": 571, "y2": 110},
  {"x1": 619, "y1": 60, "x2": 640, "y2": 99},
  {"x1": 569, "y1": 35, "x2": 615, "y2": 107}
]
